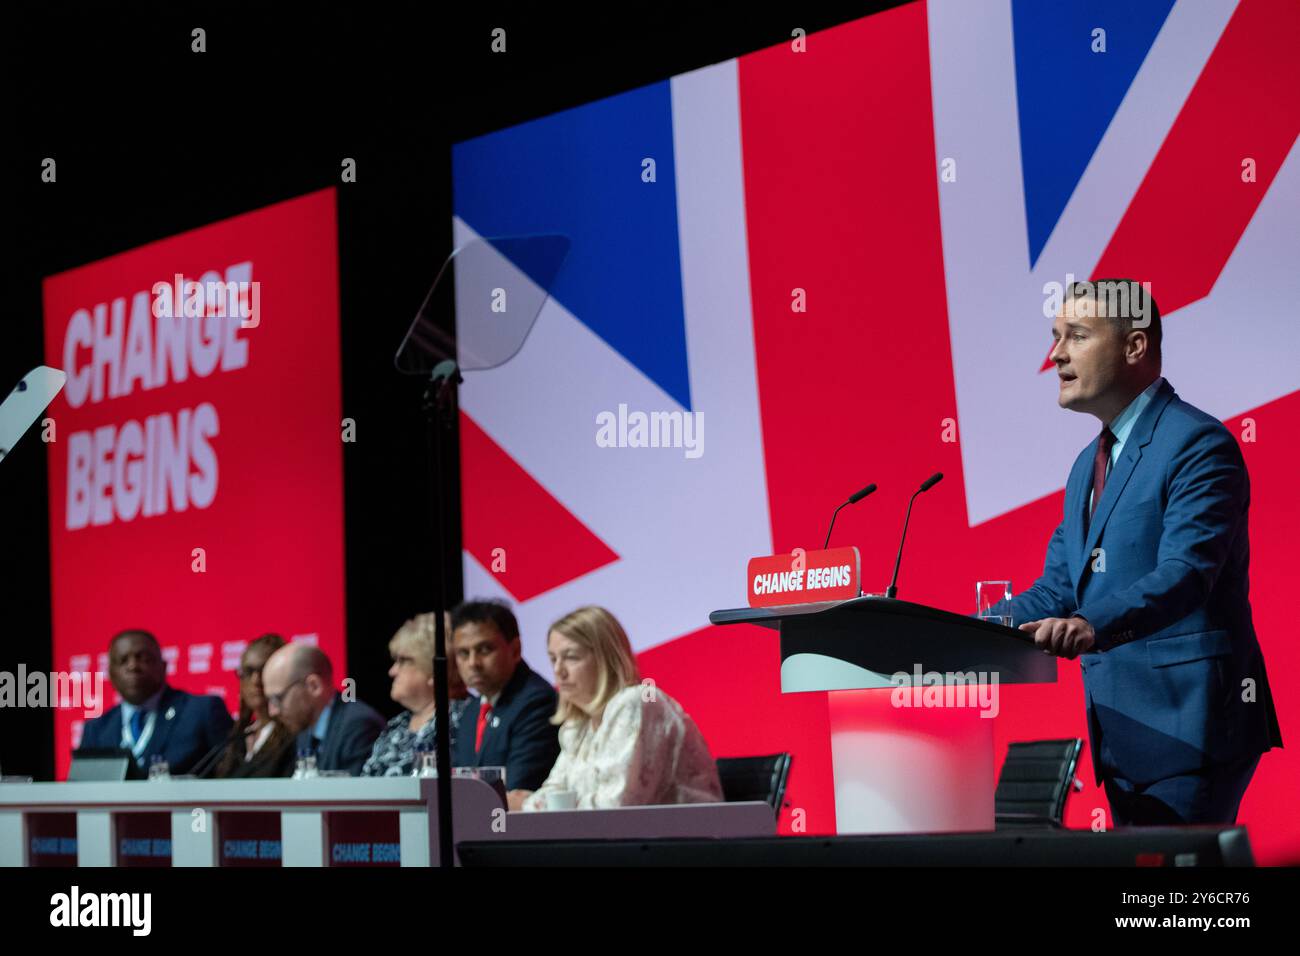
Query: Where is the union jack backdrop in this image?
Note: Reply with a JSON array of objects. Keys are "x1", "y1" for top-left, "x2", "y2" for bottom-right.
[{"x1": 450, "y1": 0, "x2": 1299, "y2": 860}]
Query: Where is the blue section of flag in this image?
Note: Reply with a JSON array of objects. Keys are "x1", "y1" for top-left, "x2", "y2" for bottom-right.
[
  {"x1": 452, "y1": 82, "x2": 692, "y2": 410},
  {"x1": 1012, "y1": 0, "x2": 1175, "y2": 267}
]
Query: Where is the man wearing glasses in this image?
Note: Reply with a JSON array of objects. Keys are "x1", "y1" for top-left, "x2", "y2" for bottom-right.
[{"x1": 261, "y1": 643, "x2": 384, "y2": 776}]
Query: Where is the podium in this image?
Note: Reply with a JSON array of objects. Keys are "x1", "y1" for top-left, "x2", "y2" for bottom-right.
[{"x1": 710, "y1": 596, "x2": 1057, "y2": 834}]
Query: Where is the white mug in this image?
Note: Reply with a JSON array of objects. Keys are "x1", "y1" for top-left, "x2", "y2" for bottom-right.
[{"x1": 545, "y1": 789, "x2": 578, "y2": 810}]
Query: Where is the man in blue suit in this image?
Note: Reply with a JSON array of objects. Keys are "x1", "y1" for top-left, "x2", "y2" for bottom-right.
[
  {"x1": 450, "y1": 600, "x2": 559, "y2": 805},
  {"x1": 261, "y1": 643, "x2": 385, "y2": 776},
  {"x1": 1005, "y1": 279, "x2": 1282, "y2": 826},
  {"x1": 78, "y1": 630, "x2": 233, "y2": 775}
]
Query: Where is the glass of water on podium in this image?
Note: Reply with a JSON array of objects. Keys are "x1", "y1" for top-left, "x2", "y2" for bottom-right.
[{"x1": 976, "y1": 580, "x2": 1014, "y2": 626}]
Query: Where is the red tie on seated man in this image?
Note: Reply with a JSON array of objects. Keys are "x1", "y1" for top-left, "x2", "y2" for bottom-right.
[{"x1": 474, "y1": 699, "x2": 492, "y2": 752}]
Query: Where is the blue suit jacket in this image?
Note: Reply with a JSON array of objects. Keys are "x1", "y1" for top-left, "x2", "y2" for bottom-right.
[
  {"x1": 452, "y1": 660, "x2": 560, "y2": 792},
  {"x1": 1009, "y1": 379, "x2": 1282, "y2": 786},
  {"x1": 295, "y1": 692, "x2": 386, "y2": 776},
  {"x1": 79, "y1": 685, "x2": 234, "y2": 775}
]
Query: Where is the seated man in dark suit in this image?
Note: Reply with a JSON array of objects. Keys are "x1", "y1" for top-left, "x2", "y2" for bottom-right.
[
  {"x1": 450, "y1": 600, "x2": 560, "y2": 804},
  {"x1": 78, "y1": 629, "x2": 234, "y2": 775},
  {"x1": 261, "y1": 643, "x2": 385, "y2": 776}
]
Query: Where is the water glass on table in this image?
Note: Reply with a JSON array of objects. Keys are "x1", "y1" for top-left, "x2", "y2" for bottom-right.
[
  {"x1": 976, "y1": 580, "x2": 1014, "y2": 626},
  {"x1": 412, "y1": 749, "x2": 438, "y2": 778},
  {"x1": 292, "y1": 749, "x2": 319, "y2": 780}
]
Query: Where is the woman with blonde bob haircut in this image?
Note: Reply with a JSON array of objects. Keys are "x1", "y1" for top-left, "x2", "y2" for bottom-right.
[
  {"x1": 513, "y1": 606, "x2": 722, "y2": 811},
  {"x1": 361, "y1": 612, "x2": 471, "y2": 777}
]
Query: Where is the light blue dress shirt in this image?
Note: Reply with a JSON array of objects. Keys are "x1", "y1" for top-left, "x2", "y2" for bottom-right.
[
  {"x1": 1089, "y1": 376, "x2": 1165, "y2": 513},
  {"x1": 311, "y1": 699, "x2": 335, "y2": 748}
]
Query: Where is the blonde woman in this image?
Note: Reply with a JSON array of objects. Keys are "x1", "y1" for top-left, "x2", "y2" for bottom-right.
[
  {"x1": 510, "y1": 606, "x2": 722, "y2": 811},
  {"x1": 362, "y1": 613, "x2": 470, "y2": 777}
]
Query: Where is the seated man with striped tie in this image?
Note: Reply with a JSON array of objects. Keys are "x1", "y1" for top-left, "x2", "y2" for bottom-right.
[
  {"x1": 78, "y1": 629, "x2": 233, "y2": 775},
  {"x1": 450, "y1": 600, "x2": 560, "y2": 800}
]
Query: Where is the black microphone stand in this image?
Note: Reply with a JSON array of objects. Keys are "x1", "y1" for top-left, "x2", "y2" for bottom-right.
[
  {"x1": 886, "y1": 473, "x2": 942, "y2": 599},
  {"x1": 824, "y1": 483, "x2": 877, "y2": 550},
  {"x1": 422, "y1": 359, "x2": 462, "y2": 869},
  {"x1": 824, "y1": 499, "x2": 852, "y2": 551},
  {"x1": 884, "y1": 490, "x2": 920, "y2": 599}
]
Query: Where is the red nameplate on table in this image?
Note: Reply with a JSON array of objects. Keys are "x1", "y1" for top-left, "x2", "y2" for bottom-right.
[{"x1": 746, "y1": 547, "x2": 861, "y2": 607}]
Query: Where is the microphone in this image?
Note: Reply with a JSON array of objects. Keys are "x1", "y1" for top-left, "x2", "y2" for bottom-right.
[
  {"x1": 190, "y1": 730, "x2": 238, "y2": 779},
  {"x1": 191, "y1": 716, "x2": 281, "y2": 778},
  {"x1": 885, "y1": 472, "x2": 943, "y2": 599},
  {"x1": 824, "y1": 482, "x2": 878, "y2": 549}
]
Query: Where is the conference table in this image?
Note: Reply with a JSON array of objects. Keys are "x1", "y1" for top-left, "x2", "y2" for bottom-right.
[{"x1": 0, "y1": 777, "x2": 775, "y2": 867}]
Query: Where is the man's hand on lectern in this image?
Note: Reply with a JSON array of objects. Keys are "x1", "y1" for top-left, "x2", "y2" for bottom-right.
[{"x1": 1019, "y1": 616, "x2": 1095, "y2": 659}]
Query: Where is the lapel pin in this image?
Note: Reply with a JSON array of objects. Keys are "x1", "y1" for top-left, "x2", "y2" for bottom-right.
[
  {"x1": 491, "y1": 716, "x2": 500, "y2": 728},
  {"x1": 165, "y1": 707, "x2": 175, "y2": 721}
]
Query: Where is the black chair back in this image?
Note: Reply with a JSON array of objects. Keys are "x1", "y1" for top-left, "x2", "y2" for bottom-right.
[
  {"x1": 717, "y1": 753, "x2": 792, "y2": 818},
  {"x1": 994, "y1": 738, "x2": 1083, "y2": 829}
]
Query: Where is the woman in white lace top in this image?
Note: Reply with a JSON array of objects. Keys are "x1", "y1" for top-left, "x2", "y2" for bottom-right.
[{"x1": 508, "y1": 606, "x2": 722, "y2": 812}]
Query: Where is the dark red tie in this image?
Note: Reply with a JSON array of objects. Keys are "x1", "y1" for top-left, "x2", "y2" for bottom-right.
[
  {"x1": 474, "y1": 699, "x2": 493, "y2": 752},
  {"x1": 1091, "y1": 426, "x2": 1116, "y2": 519}
]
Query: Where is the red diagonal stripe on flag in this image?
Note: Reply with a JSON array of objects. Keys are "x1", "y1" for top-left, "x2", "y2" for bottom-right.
[
  {"x1": 1041, "y1": 0, "x2": 1300, "y2": 371},
  {"x1": 460, "y1": 411, "x2": 619, "y2": 601}
]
